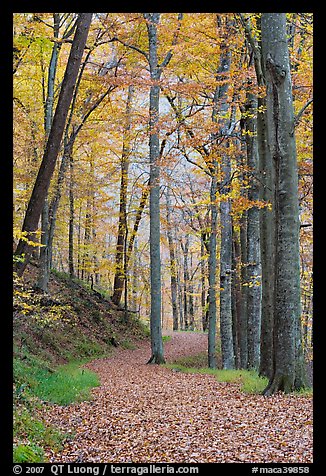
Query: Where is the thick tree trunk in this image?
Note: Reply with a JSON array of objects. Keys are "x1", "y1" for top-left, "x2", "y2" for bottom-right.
[
  {"x1": 14, "y1": 13, "x2": 92, "y2": 276},
  {"x1": 260, "y1": 13, "x2": 305, "y2": 395},
  {"x1": 241, "y1": 13, "x2": 275, "y2": 379}
]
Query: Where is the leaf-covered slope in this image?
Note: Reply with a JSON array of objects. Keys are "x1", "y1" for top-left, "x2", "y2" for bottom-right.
[{"x1": 13, "y1": 263, "x2": 149, "y2": 372}]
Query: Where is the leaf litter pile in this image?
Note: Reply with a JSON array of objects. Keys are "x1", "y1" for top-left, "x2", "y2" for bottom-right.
[{"x1": 42, "y1": 332, "x2": 312, "y2": 463}]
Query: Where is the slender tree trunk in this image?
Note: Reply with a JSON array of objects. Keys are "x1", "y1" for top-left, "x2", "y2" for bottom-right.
[
  {"x1": 177, "y1": 259, "x2": 184, "y2": 330},
  {"x1": 188, "y1": 251, "x2": 195, "y2": 330},
  {"x1": 239, "y1": 196, "x2": 248, "y2": 369},
  {"x1": 14, "y1": 13, "x2": 92, "y2": 276},
  {"x1": 37, "y1": 13, "x2": 61, "y2": 291},
  {"x1": 68, "y1": 154, "x2": 75, "y2": 278},
  {"x1": 127, "y1": 181, "x2": 150, "y2": 263},
  {"x1": 165, "y1": 188, "x2": 178, "y2": 331},
  {"x1": 218, "y1": 49, "x2": 235, "y2": 370},
  {"x1": 131, "y1": 238, "x2": 139, "y2": 312},
  {"x1": 201, "y1": 235, "x2": 208, "y2": 332},
  {"x1": 112, "y1": 85, "x2": 134, "y2": 305},
  {"x1": 145, "y1": 13, "x2": 165, "y2": 364},
  {"x1": 77, "y1": 202, "x2": 82, "y2": 279},
  {"x1": 82, "y1": 198, "x2": 92, "y2": 281},
  {"x1": 182, "y1": 236, "x2": 190, "y2": 331},
  {"x1": 260, "y1": 13, "x2": 305, "y2": 394},
  {"x1": 244, "y1": 92, "x2": 262, "y2": 371},
  {"x1": 232, "y1": 226, "x2": 243, "y2": 369},
  {"x1": 207, "y1": 167, "x2": 218, "y2": 368}
]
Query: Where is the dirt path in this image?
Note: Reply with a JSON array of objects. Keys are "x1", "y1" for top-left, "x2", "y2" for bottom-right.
[{"x1": 43, "y1": 332, "x2": 312, "y2": 463}]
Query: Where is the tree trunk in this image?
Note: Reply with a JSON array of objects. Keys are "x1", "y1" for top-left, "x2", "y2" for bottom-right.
[
  {"x1": 239, "y1": 196, "x2": 248, "y2": 369},
  {"x1": 37, "y1": 200, "x2": 50, "y2": 291},
  {"x1": 200, "y1": 235, "x2": 208, "y2": 332},
  {"x1": 181, "y1": 236, "x2": 190, "y2": 331},
  {"x1": 188, "y1": 250, "x2": 195, "y2": 330},
  {"x1": 218, "y1": 50, "x2": 235, "y2": 370},
  {"x1": 177, "y1": 258, "x2": 184, "y2": 330},
  {"x1": 165, "y1": 188, "x2": 178, "y2": 331},
  {"x1": 232, "y1": 226, "x2": 244, "y2": 369},
  {"x1": 260, "y1": 13, "x2": 305, "y2": 394},
  {"x1": 207, "y1": 169, "x2": 218, "y2": 368},
  {"x1": 68, "y1": 154, "x2": 75, "y2": 278},
  {"x1": 14, "y1": 13, "x2": 92, "y2": 276},
  {"x1": 145, "y1": 13, "x2": 165, "y2": 364},
  {"x1": 112, "y1": 85, "x2": 134, "y2": 305},
  {"x1": 244, "y1": 92, "x2": 262, "y2": 371},
  {"x1": 37, "y1": 13, "x2": 61, "y2": 292}
]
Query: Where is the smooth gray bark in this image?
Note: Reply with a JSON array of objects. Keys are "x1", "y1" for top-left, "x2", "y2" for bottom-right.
[
  {"x1": 261, "y1": 13, "x2": 305, "y2": 394},
  {"x1": 244, "y1": 93, "x2": 262, "y2": 370},
  {"x1": 201, "y1": 236, "x2": 208, "y2": 332},
  {"x1": 239, "y1": 167, "x2": 248, "y2": 369},
  {"x1": 145, "y1": 13, "x2": 164, "y2": 364},
  {"x1": 207, "y1": 166, "x2": 218, "y2": 367},
  {"x1": 240, "y1": 12, "x2": 275, "y2": 380},
  {"x1": 218, "y1": 51, "x2": 235, "y2": 370}
]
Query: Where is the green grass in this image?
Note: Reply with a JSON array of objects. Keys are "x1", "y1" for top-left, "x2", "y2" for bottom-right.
[
  {"x1": 13, "y1": 350, "x2": 100, "y2": 462},
  {"x1": 34, "y1": 362, "x2": 100, "y2": 405},
  {"x1": 162, "y1": 335, "x2": 172, "y2": 343},
  {"x1": 13, "y1": 443, "x2": 44, "y2": 463},
  {"x1": 166, "y1": 354, "x2": 269, "y2": 394},
  {"x1": 13, "y1": 405, "x2": 65, "y2": 463}
]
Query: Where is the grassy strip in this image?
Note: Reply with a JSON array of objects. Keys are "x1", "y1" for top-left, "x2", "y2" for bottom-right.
[
  {"x1": 34, "y1": 362, "x2": 100, "y2": 405},
  {"x1": 13, "y1": 351, "x2": 100, "y2": 462},
  {"x1": 166, "y1": 355, "x2": 312, "y2": 395},
  {"x1": 165, "y1": 353, "x2": 269, "y2": 394}
]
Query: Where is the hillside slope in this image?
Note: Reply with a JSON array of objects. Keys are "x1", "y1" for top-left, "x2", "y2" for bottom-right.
[{"x1": 13, "y1": 263, "x2": 149, "y2": 462}]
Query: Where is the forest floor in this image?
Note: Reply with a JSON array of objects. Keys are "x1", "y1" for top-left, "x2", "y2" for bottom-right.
[{"x1": 42, "y1": 332, "x2": 313, "y2": 464}]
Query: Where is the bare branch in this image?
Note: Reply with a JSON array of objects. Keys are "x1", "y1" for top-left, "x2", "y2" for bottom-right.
[
  {"x1": 292, "y1": 98, "x2": 313, "y2": 133},
  {"x1": 111, "y1": 36, "x2": 149, "y2": 62}
]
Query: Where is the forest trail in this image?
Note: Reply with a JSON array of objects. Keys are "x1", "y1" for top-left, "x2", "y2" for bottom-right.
[{"x1": 43, "y1": 332, "x2": 312, "y2": 463}]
